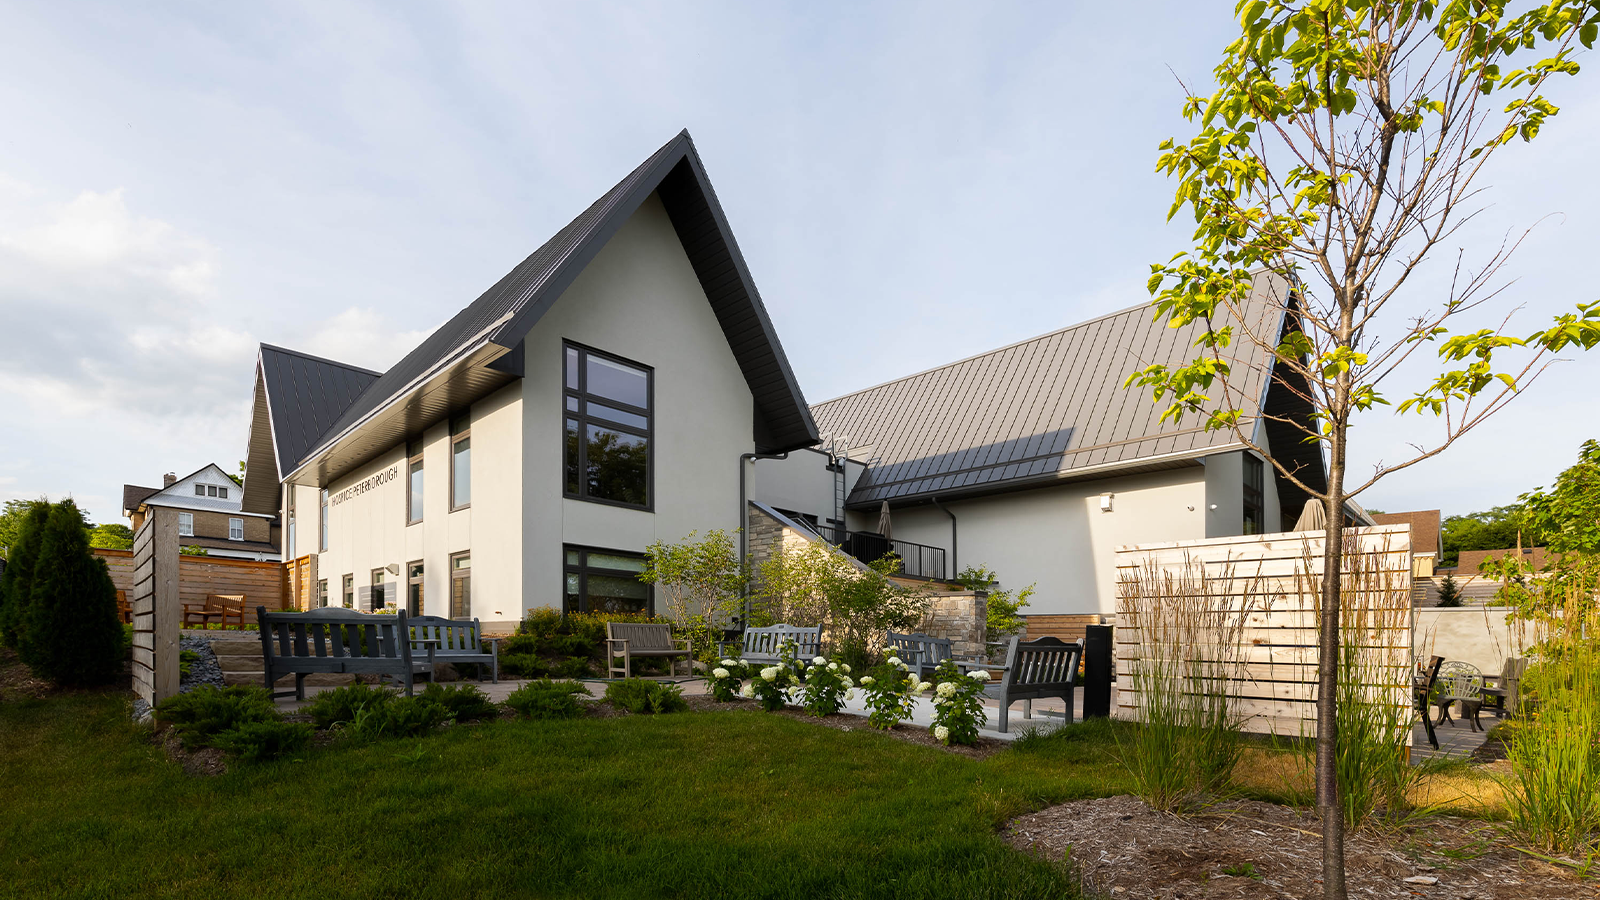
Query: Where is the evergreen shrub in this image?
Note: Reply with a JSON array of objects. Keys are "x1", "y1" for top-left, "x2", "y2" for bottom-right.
[
  {"x1": 154, "y1": 685, "x2": 278, "y2": 750},
  {"x1": 418, "y1": 682, "x2": 499, "y2": 722},
  {"x1": 506, "y1": 679, "x2": 590, "y2": 719},
  {"x1": 19, "y1": 500, "x2": 124, "y2": 685},
  {"x1": 0, "y1": 501, "x2": 49, "y2": 650},
  {"x1": 604, "y1": 678, "x2": 687, "y2": 714}
]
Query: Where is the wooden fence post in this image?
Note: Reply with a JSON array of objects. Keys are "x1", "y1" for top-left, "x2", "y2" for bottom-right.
[{"x1": 131, "y1": 507, "x2": 180, "y2": 708}]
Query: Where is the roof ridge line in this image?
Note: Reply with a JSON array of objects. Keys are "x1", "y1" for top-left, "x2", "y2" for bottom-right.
[
  {"x1": 259, "y1": 342, "x2": 384, "y2": 377},
  {"x1": 812, "y1": 297, "x2": 1158, "y2": 408}
]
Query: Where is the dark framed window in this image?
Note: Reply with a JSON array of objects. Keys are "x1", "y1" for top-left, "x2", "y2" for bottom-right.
[
  {"x1": 407, "y1": 561, "x2": 424, "y2": 617},
  {"x1": 1243, "y1": 454, "x2": 1265, "y2": 535},
  {"x1": 563, "y1": 343, "x2": 652, "y2": 509},
  {"x1": 563, "y1": 546, "x2": 651, "y2": 615},
  {"x1": 319, "y1": 489, "x2": 330, "y2": 552},
  {"x1": 407, "y1": 440, "x2": 424, "y2": 525},
  {"x1": 451, "y1": 416, "x2": 471, "y2": 509},
  {"x1": 287, "y1": 491, "x2": 296, "y2": 557},
  {"x1": 316, "y1": 578, "x2": 329, "y2": 609},
  {"x1": 342, "y1": 573, "x2": 354, "y2": 609},
  {"x1": 450, "y1": 552, "x2": 471, "y2": 618},
  {"x1": 370, "y1": 568, "x2": 387, "y2": 612}
]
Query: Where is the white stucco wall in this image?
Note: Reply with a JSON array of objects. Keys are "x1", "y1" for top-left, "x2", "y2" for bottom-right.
[
  {"x1": 519, "y1": 191, "x2": 757, "y2": 618},
  {"x1": 748, "y1": 447, "x2": 867, "y2": 528},
  {"x1": 1415, "y1": 606, "x2": 1542, "y2": 676},
  {"x1": 877, "y1": 466, "x2": 1210, "y2": 616}
]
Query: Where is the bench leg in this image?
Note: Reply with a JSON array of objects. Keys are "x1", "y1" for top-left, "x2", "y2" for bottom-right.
[
  {"x1": 997, "y1": 699, "x2": 1010, "y2": 734},
  {"x1": 1023, "y1": 699, "x2": 1033, "y2": 720},
  {"x1": 295, "y1": 673, "x2": 306, "y2": 702}
]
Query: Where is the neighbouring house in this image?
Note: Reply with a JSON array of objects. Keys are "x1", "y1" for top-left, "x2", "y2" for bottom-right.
[
  {"x1": 1370, "y1": 509, "x2": 1442, "y2": 576},
  {"x1": 749, "y1": 272, "x2": 1372, "y2": 619},
  {"x1": 240, "y1": 131, "x2": 817, "y2": 629},
  {"x1": 123, "y1": 465, "x2": 281, "y2": 562}
]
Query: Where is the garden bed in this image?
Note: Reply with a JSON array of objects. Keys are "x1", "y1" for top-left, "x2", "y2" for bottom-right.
[
  {"x1": 1007, "y1": 794, "x2": 1594, "y2": 899},
  {"x1": 683, "y1": 694, "x2": 1009, "y2": 758}
]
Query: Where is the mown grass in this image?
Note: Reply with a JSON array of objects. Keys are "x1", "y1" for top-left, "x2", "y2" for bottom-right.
[{"x1": 0, "y1": 693, "x2": 1133, "y2": 900}]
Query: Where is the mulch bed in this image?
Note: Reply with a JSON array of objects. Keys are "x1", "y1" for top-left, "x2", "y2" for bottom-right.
[
  {"x1": 681, "y1": 694, "x2": 1009, "y2": 758},
  {"x1": 1006, "y1": 794, "x2": 1595, "y2": 899}
]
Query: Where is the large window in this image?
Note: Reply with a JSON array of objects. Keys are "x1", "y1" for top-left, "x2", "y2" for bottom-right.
[
  {"x1": 319, "y1": 489, "x2": 330, "y2": 552},
  {"x1": 316, "y1": 578, "x2": 328, "y2": 609},
  {"x1": 1243, "y1": 454, "x2": 1265, "y2": 535},
  {"x1": 450, "y1": 553, "x2": 471, "y2": 619},
  {"x1": 451, "y1": 416, "x2": 471, "y2": 509},
  {"x1": 563, "y1": 344, "x2": 651, "y2": 509},
  {"x1": 407, "y1": 440, "x2": 424, "y2": 525},
  {"x1": 342, "y1": 573, "x2": 354, "y2": 609},
  {"x1": 563, "y1": 546, "x2": 651, "y2": 615},
  {"x1": 178, "y1": 512, "x2": 194, "y2": 537},
  {"x1": 228, "y1": 517, "x2": 244, "y2": 541},
  {"x1": 370, "y1": 568, "x2": 387, "y2": 612},
  {"x1": 407, "y1": 561, "x2": 424, "y2": 617}
]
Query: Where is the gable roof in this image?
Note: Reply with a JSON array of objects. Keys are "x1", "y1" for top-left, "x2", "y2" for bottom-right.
[
  {"x1": 1370, "y1": 510, "x2": 1442, "y2": 557},
  {"x1": 122, "y1": 484, "x2": 161, "y2": 514},
  {"x1": 812, "y1": 273, "x2": 1296, "y2": 507},
  {"x1": 257, "y1": 344, "x2": 382, "y2": 474},
  {"x1": 132, "y1": 463, "x2": 266, "y2": 516},
  {"x1": 278, "y1": 129, "x2": 816, "y2": 488}
]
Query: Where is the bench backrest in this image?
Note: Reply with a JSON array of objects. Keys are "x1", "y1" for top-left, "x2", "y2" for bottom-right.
[
  {"x1": 741, "y1": 624, "x2": 823, "y2": 660},
  {"x1": 997, "y1": 636, "x2": 1082, "y2": 690},
  {"x1": 206, "y1": 593, "x2": 244, "y2": 612},
  {"x1": 256, "y1": 607, "x2": 413, "y2": 663},
  {"x1": 408, "y1": 616, "x2": 485, "y2": 653},
  {"x1": 885, "y1": 631, "x2": 954, "y2": 667},
  {"x1": 606, "y1": 622, "x2": 676, "y2": 652}
]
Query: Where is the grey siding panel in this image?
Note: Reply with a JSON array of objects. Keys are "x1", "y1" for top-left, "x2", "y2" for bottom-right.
[{"x1": 811, "y1": 272, "x2": 1296, "y2": 506}]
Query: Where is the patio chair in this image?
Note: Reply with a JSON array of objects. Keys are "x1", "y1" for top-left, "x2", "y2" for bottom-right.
[
  {"x1": 1413, "y1": 655, "x2": 1444, "y2": 750},
  {"x1": 1433, "y1": 660, "x2": 1487, "y2": 732},
  {"x1": 1478, "y1": 657, "x2": 1528, "y2": 717}
]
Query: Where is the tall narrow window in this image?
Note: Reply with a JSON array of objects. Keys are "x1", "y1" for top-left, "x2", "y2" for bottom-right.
[
  {"x1": 407, "y1": 440, "x2": 424, "y2": 524},
  {"x1": 286, "y1": 491, "x2": 296, "y2": 557},
  {"x1": 407, "y1": 561, "x2": 425, "y2": 617},
  {"x1": 319, "y1": 488, "x2": 329, "y2": 552},
  {"x1": 563, "y1": 344, "x2": 652, "y2": 509},
  {"x1": 370, "y1": 568, "x2": 387, "y2": 612},
  {"x1": 450, "y1": 553, "x2": 471, "y2": 618},
  {"x1": 342, "y1": 573, "x2": 354, "y2": 609},
  {"x1": 316, "y1": 578, "x2": 329, "y2": 609},
  {"x1": 228, "y1": 517, "x2": 244, "y2": 541},
  {"x1": 451, "y1": 415, "x2": 471, "y2": 509},
  {"x1": 563, "y1": 546, "x2": 650, "y2": 615},
  {"x1": 1242, "y1": 454, "x2": 1265, "y2": 535},
  {"x1": 178, "y1": 512, "x2": 194, "y2": 537}
]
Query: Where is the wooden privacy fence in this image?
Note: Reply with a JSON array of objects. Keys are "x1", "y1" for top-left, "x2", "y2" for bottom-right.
[
  {"x1": 96, "y1": 548, "x2": 285, "y2": 612},
  {"x1": 131, "y1": 508, "x2": 179, "y2": 706},
  {"x1": 1114, "y1": 524, "x2": 1414, "y2": 739}
]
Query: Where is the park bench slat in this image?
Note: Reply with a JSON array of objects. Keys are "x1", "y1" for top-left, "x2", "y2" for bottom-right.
[{"x1": 258, "y1": 607, "x2": 433, "y2": 701}]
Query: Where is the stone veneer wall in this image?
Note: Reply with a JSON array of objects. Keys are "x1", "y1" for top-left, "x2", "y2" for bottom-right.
[{"x1": 746, "y1": 505, "x2": 986, "y2": 656}]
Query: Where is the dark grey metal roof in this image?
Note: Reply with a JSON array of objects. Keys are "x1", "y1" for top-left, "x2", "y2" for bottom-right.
[
  {"x1": 256, "y1": 344, "x2": 382, "y2": 476},
  {"x1": 290, "y1": 129, "x2": 817, "y2": 479},
  {"x1": 122, "y1": 484, "x2": 160, "y2": 513},
  {"x1": 813, "y1": 274, "x2": 1292, "y2": 507}
]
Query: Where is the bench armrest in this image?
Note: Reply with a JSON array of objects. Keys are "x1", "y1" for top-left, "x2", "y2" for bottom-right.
[
  {"x1": 606, "y1": 638, "x2": 629, "y2": 654},
  {"x1": 674, "y1": 639, "x2": 693, "y2": 653}
]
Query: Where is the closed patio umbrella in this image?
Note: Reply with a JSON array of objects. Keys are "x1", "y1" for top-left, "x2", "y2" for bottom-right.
[
  {"x1": 1291, "y1": 498, "x2": 1327, "y2": 532},
  {"x1": 878, "y1": 501, "x2": 893, "y2": 541}
]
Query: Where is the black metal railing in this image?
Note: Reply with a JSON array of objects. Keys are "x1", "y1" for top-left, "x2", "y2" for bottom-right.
[{"x1": 809, "y1": 524, "x2": 947, "y2": 581}]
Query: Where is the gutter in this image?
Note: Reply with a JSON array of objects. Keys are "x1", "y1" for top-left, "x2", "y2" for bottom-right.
[{"x1": 930, "y1": 496, "x2": 957, "y2": 578}]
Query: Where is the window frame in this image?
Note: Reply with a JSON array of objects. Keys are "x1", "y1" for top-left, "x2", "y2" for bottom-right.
[
  {"x1": 1242, "y1": 453, "x2": 1266, "y2": 536},
  {"x1": 370, "y1": 567, "x2": 387, "y2": 612},
  {"x1": 319, "y1": 488, "x2": 329, "y2": 553},
  {"x1": 450, "y1": 416, "x2": 471, "y2": 511},
  {"x1": 342, "y1": 573, "x2": 354, "y2": 609},
  {"x1": 562, "y1": 342, "x2": 654, "y2": 512},
  {"x1": 561, "y1": 544, "x2": 653, "y2": 616},
  {"x1": 316, "y1": 578, "x2": 329, "y2": 609},
  {"x1": 178, "y1": 512, "x2": 194, "y2": 537},
  {"x1": 227, "y1": 517, "x2": 244, "y2": 541},
  {"x1": 407, "y1": 560, "x2": 424, "y2": 617},
  {"x1": 286, "y1": 490, "x2": 296, "y2": 557},
  {"x1": 406, "y1": 440, "x2": 424, "y2": 525},
  {"x1": 194, "y1": 485, "x2": 205, "y2": 497},
  {"x1": 449, "y1": 551, "x2": 471, "y2": 619}
]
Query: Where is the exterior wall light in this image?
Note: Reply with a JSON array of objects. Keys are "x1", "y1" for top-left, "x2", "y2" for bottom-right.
[{"x1": 1100, "y1": 493, "x2": 1114, "y2": 512}]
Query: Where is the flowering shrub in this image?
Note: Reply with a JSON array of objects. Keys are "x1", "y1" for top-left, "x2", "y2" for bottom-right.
[
  {"x1": 929, "y1": 659, "x2": 991, "y2": 745},
  {"x1": 706, "y1": 658, "x2": 749, "y2": 702},
  {"x1": 861, "y1": 655, "x2": 929, "y2": 730},
  {"x1": 749, "y1": 660, "x2": 799, "y2": 712},
  {"x1": 798, "y1": 656, "x2": 855, "y2": 717}
]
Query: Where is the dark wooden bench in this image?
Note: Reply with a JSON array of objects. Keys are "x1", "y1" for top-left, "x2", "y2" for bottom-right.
[
  {"x1": 720, "y1": 624, "x2": 823, "y2": 665},
  {"x1": 984, "y1": 636, "x2": 1083, "y2": 733},
  {"x1": 408, "y1": 616, "x2": 500, "y2": 682},
  {"x1": 606, "y1": 622, "x2": 692, "y2": 678},
  {"x1": 257, "y1": 606, "x2": 435, "y2": 700},
  {"x1": 885, "y1": 631, "x2": 959, "y2": 679}
]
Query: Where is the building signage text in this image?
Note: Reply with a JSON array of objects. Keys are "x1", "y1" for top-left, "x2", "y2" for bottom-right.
[{"x1": 330, "y1": 466, "x2": 399, "y2": 506}]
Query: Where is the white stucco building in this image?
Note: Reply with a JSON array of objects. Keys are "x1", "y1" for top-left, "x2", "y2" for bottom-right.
[{"x1": 241, "y1": 132, "x2": 818, "y2": 630}]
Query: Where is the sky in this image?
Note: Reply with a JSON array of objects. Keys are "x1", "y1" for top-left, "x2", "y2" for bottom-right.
[{"x1": 1, "y1": 1, "x2": 1596, "y2": 527}]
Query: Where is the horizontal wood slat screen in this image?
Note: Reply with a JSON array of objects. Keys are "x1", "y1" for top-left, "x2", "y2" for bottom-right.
[
  {"x1": 1114, "y1": 524, "x2": 1414, "y2": 741},
  {"x1": 95, "y1": 548, "x2": 286, "y2": 613}
]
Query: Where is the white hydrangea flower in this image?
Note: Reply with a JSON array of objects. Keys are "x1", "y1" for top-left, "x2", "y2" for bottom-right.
[
  {"x1": 886, "y1": 656, "x2": 901, "y2": 666},
  {"x1": 936, "y1": 681, "x2": 958, "y2": 698},
  {"x1": 827, "y1": 662, "x2": 839, "y2": 672},
  {"x1": 841, "y1": 664, "x2": 851, "y2": 674},
  {"x1": 934, "y1": 725, "x2": 950, "y2": 742},
  {"x1": 860, "y1": 675, "x2": 875, "y2": 686},
  {"x1": 967, "y1": 669, "x2": 991, "y2": 682},
  {"x1": 812, "y1": 656, "x2": 827, "y2": 665},
  {"x1": 721, "y1": 659, "x2": 736, "y2": 667},
  {"x1": 739, "y1": 659, "x2": 750, "y2": 666},
  {"x1": 915, "y1": 681, "x2": 932, "y2": 694},
  {"x1": 739, "y1": 684, "x2": 755, "y2": 698},
  {"x1": 841, "y1": 676, "x2": 854, "y2": 687},
  {"x1": 712, "y1": 667, "x2": 730, "y2": 679},
  {"x1": 845, "y1": 689, "x2": 855, "y2": 701},
  {"x1": 761, "y1": 667, "x2": 779, "y2": 682}
]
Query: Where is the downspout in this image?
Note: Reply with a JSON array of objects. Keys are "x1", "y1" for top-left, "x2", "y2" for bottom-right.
[
  {"x1": 739, "y1": 452, "x2": 789, "y2": 623},
  {"x1": 931, "y1": 496, "x2": 957, "y2": 580}
]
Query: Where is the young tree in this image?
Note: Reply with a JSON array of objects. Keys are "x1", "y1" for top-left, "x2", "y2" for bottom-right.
[
  {"x1": 20, "y1": 500, "x2": 124, "y2": 686},
  {"x1": 89, "y1": 523, "x2": 135, "y2": 551},
  {"x1": 1128, "y1": 4, "x2": 1600, "y2": 895},
  {"x1": 0, "y1": 500, "x2": 50, "y2": 649},
  {"x1": 1434, "y1": 573, "x2": 1464, "y2": 607},
  {"x1": 640, "y1": 530, "x2": 746, "y2": 659}
]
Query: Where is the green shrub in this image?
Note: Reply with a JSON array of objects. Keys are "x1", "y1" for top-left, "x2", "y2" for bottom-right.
[
  {"x1": 518, "y1": 607, "x2": 561, "y2": 636},
  {"x1": 500, "y1": 633, "x2": 539, "y2": 655},
  {"x1": 0, "y1": 500, "x2": 49, "y2": 650},
  {"x1": 179, "y1": 650, "x2": 200, "y2": 679},
  {"x1": 18, "y1": 500, "x2": 124, "y2": 685},
  {"x1": 302, "y1": 683, "x2": 395, "y2": 729},
  {"x1": 211, "y1": 720, "x2": 313, "y2": 762},
  {"x1": 154, "y1": 685, "x2": 278, "y2": 750},
  {"x1": 499, "y1": 653, "x2": 548, "y2": 679},
  {"x1": 541, "y1": 633, "x2": 594, "y2": 657},
  {"x1": 505, "y1": 679, "x2": 590, "y2": 719},
  {"x1": 419, "y1": 682, "x2": 499, "y2": 722},
  {"x1": 370, "y1": 695, "x2": 451, "y2": 738},
  {"x1": 551, "y1": 656, "x2": 591, "y2": 679},
  {"x1": 604, "y1": 678, "x2": 687, "y2": 715}
]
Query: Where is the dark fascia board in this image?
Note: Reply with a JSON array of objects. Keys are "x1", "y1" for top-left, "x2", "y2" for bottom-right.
[{"x1": 483, "y1": 130, "x2": 819, "y2": 454}]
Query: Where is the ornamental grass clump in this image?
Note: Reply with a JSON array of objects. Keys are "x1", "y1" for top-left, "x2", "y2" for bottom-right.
[
  {"x1": 706, "y1": 658, "x2": 748, "y2": 702},
  {"x1": 861, "y1": 655, "x2": 928, "y2": 730},
  {"x1": 798, "y1": 656, "x2": 854, "y2": 717},
  {"x1": 929, "y1": 659, "x2": 990, "y2": 746}
]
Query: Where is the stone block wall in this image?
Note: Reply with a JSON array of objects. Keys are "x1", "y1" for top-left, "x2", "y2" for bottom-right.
[{"x1": 918, "y1": 591, "x2": 988, "y2": 660}]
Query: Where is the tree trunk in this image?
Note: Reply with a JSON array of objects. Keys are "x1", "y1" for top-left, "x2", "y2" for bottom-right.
[{"x1": 1319, "y1": 413, "x2": 1350, "y2": 899}]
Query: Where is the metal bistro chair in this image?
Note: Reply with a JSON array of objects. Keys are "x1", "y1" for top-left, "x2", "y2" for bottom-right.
[
  {"x1": 1434, "y1": 660, "x2": 1487, "y2": 732},
  {"x1": 1413, "y1": 655, "x2": 1444, "y2": 750}
]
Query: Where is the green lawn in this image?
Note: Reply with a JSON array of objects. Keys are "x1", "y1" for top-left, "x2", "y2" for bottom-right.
[{"x1": 0, "y1": 692, "x2": 1132, "y2": 899}]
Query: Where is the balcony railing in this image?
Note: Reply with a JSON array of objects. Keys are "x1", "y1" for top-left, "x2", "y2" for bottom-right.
[{"x1": 810, "y1": 524, "x2": 947, "y2": 581}]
